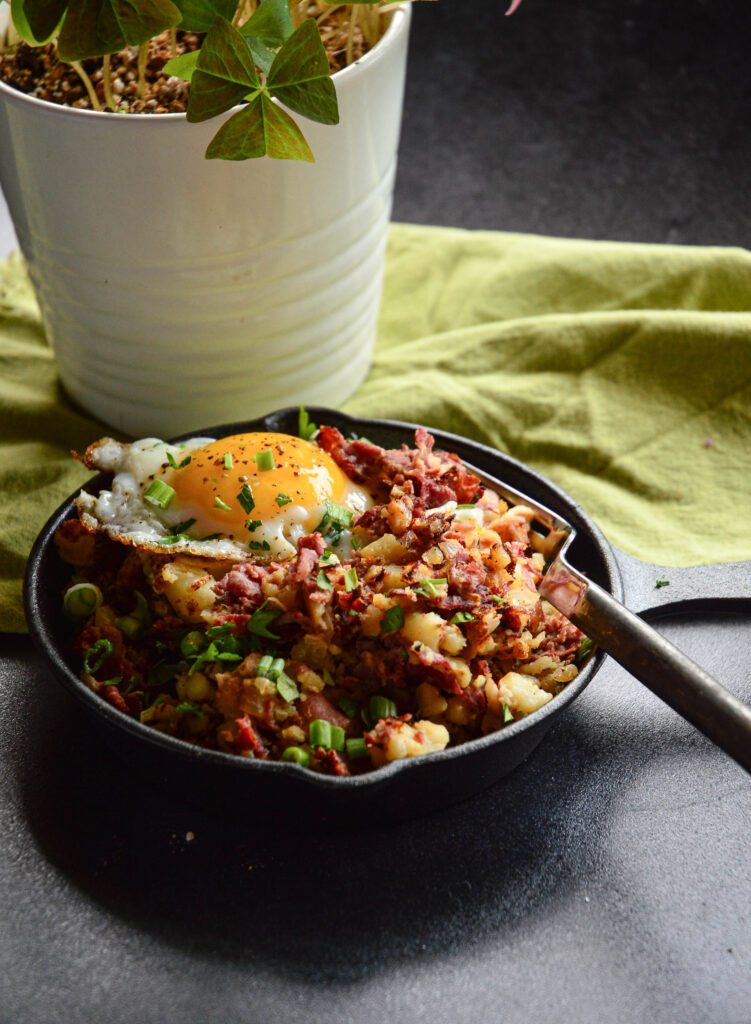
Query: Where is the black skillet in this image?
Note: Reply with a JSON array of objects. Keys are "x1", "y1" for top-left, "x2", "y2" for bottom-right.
[{"x1": 23, "y1": 407, "x2": 751, "y2": 825}]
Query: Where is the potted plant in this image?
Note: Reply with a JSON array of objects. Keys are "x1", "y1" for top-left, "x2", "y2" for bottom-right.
[{"x1": 0, "y1": 0, "x2": 521, "y2": 436}]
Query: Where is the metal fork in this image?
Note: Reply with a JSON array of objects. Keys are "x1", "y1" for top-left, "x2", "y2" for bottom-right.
[{"x1": 465, "y1": 463, "x2": 751, "y2": 774}]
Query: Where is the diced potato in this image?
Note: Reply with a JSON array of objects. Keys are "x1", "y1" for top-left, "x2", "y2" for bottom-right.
[
  {"x1": 372, "y1": 720, "x2": 449, "y2": 765},
  {"x1": 441, "y1": 622, "x2": 466, "y2": 655},
  {"x1": 358, "y1": 534, "x2": 410, "y2": 563},
  {"x1": 498, "y1": 671, "x2": 553, "y2": 714},
  {"x1": 416, "y1": 682, "x2": 448, "y2": 716},
  {"x1": 402, "y1": 611, "x2": 444, "y2": 651},
  {"x1": 156, "y1": 560, "x2": 217, "y2": 623}
]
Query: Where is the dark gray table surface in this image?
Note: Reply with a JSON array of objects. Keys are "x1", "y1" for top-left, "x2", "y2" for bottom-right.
[{"x1": 2, "y1": 1, "x2": 750, "y2": 1021}]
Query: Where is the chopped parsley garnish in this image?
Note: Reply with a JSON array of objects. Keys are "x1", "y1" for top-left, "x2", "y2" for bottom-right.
[
  {"x1": 275, "y1": 493, "x2": 292, "y2": 507},
  {"x1": 248, "y1": 540, "x2": 271, "y2": 551},
  {"x1": 167, "y1": 452, "x2": 191, "y2": 470},
  {"x1": 237, "y1": 484, "x2": 255, "y2": 514},
  {"x1": 344, "y1": 566, "x2": 358, "y2": 592},
  {"x1": 298, "y1": 405, "x2": 317, "y2": 441},
  {"x1": 380, "y1": 605, "x2": 404, "y2": 633},
  {"x1": 253, "y1": 449, "x2": 274, "y2": 471},
  {"x1": 247, "y1": 600, "x2": 281, "y2": 639},
  {"x1": 245, "y1": 519, "x2": 262, "y2": 532},
  {"x1": 318, "y1": 550, "x2": 339, "y2": 566},
  {"x1": 502, "y1": 702, "x2": 514, "y2": 724},
  {"x1": 214, "y1": 497, "x2": 232, "y2": 512},
  {"x1": 655, "y1": 579, "x2": 670, "y2": 589},
  {"x1": 170, "y1": 518, "x2": 196, "y2": 535},
  {"x1": 450, "y1": 611, "x2": 475, "y2": 624},
  {"x1": 316, "y1": 569, "x2": 334, "y2": 591},
  {"x1": 315, "y1": 500, "x2": 354, "y2": 544}
]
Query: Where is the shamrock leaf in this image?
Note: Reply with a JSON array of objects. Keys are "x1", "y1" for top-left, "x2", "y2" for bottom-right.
[
  {"x1": 239, "y1": 0, "x2": 293, "y2": 49},
  {"x1": 163, "y1": 49, "x2": 200, "y2": 82},
  {"x1": 206, "y1": 92, "x2": 314, "y2": 162},
  {"x1": 186, "y1": 16, "x2": 260, "y2": 123},
  {"x1": 53, "y1": 0, "x2": 181, "y2": 62},
  {"x1": 267, "y1": 17, "x2": 339, "y2": 126},
  {"x1": 171, "y1": 0, "x2": 235, "y2": 33},
  {"x1": 20, "y1": 0, "x2": 67, "y2": 42}
]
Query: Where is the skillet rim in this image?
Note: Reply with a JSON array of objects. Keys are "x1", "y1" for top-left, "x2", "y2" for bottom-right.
[{"x1": 24, "y1": 406, "x2": 621, "y2": 794}]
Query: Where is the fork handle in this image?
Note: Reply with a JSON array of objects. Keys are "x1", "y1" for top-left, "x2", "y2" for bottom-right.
[{"x1": 571, "y1": 579, "x2": 751, "y2": 774}]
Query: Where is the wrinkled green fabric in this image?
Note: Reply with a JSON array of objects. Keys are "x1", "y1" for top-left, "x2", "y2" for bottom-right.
[{"x1": 2, "y1": 226, "x2": 750, "y2": 632}]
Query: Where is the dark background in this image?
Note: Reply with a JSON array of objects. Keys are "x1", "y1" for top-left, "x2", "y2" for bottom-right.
[
  {"x1": 394, "y1": 0, "x2": 751, "y2": 245},
  {"x1": 2, "y1": 3, "x2": 751, "y2": 1023}
]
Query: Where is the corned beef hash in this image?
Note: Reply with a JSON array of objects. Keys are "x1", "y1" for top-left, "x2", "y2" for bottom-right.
[{"x1": 56, "y1": 411, "x2": 588, "y2": 776}]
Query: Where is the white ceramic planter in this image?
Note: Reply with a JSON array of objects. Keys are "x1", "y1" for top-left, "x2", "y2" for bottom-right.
[{"x1": 0, "y1": 5, "x2": 410, "y2": 436}]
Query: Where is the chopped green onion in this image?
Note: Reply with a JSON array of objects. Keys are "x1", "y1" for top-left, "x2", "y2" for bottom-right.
[
  {"x1": 316, "y1": 569, "x2": 334, "y2": 591},
  {"x1": 166, "y1": 451, "x2": 178, "y2": 469},
  {"x1": 206, "y1": 623, "x2": 234, "y2": 639},
  {"x1": 237, "y1": 484, "x2": 255, "y2": 514},
  {"x1": 344, "y1": 566, "x2": 358, "y2": 592},
  {"x1": 157, "y1": 534, "x2": 192, "y2": 546},
  {"x1": 380, "y1": 605, "x2": 404, "y2": 633},
  {"x1": 309, "y1": 718, "x2": 331, "y2": 749},
  {"x1": 223, "y1": 452, "x2": 233, "y2": 469},
  {"x1": 99, "y1": 676, "x2": 123, "y2": 687},
  {"x1": 214, "y1": 496, "x2": 232, "y2": 512},
  {"x1": 346, "y1": 737, "x2": 369, "y2": 759},
  {"x1": 276, "y1": 672, "x2": 300, "y2": 703},
  {"x1": 298, "y1": 405, "x2": 317, "y2": 441},
  {"x1": 257, "y1": 654, "x2": 274, "y2": 678},
  {"x1": 655, "y1": 579, "x2": 670, "y2": 589},
  {"x1": 169, "y1": 518, "x2": 196, "y2": 535},
  {"x1": 253, "y1": 449, "x2": 274, "y2": 471},
  {"x1": 83, "y1": 638, "x2": 114, "y2": 673},
  {"x1": 338, "y1": 696, "x2": 359, "y2": 718},
  {"x1": 450, "y1": 610, "x2": 475, "y2": 624},
  {"x1": 502, "y1": 702, "x2": 514, "y2": 724},
  {"x1": 369, "y1": 695, "x2": 398, "y2": 721},
  {"x1": 175, "y1": 701, "x2": 202, "y2": 715},
  {"x1": 144, "y1": 479, "x2": 175, "y2": 509},
  {"x1": 456, "y1": 503, "x2": 476, "y2": 509},
  {"x1": 275, "y1": 493, "x2": 292, "y2": 507},
  {"x1": 576, "y1": 637, "x2": 595, "y2": 663},
  {"x1": 315, "y1": 500, "x2": 354, "y2": 544},
  {"x1": 247, "y1": 600, "x2": 281, "y2": 639},
  {"x1": 350, "y1": 536, "x2": 362, "y2": 551},
  {"x1": 329, "y1": 725, "x2": 345, "y2": 751},
  {"x1": 246, "y1": 519, "x2": 262, "y2": 532},
  {"x1": 63, "y1": 582, "x2": 103, "y2": 618},
  {"x1": 413, "y1": 578, "x2": 448, "y2": 598},
  {"x1": 269, "y1": 657, "x2": 285, "y2": 678},
  {"x1": 248, "y1": 540, "x2": 271, "y2": 552},
  {"x1": 167, "y1": 452, "x2": 191, "y2": 470},
  {"x1": 318, "y1": 550, "x2": 339, "y2": 566},
  {"x1": 282, "y1": 745, "x2": 311, "y2": 767},
  {"x1": 322, "y1": 668, "x2": 334, "y2": 687},
  {"x1": 115, "y1": 591, "x2": 149, "y2": 638}
]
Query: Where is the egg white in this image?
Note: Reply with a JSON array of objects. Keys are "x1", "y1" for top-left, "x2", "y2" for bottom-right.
[{"x1": 75, "y1": 435, "x2": 373, "y2": 561}]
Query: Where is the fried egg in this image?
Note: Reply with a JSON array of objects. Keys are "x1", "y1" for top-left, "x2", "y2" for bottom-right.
[{"x1": 76, "y1": 431, "x2": 374, "y2": 560}]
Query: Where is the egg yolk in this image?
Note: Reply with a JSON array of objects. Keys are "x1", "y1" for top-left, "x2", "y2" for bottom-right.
[{"x1": 170, "y1": 432, "x2": 354, "y2": 536}]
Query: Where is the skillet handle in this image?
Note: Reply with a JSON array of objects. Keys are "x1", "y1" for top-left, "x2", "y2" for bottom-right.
[{"x1": 567, "y1": 577, "x2": 751, "y2": 774}]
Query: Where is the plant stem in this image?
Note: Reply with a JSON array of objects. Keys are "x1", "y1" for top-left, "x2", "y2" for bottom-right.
[
  {"x1": 345, "y1": 3, "x2": 358, "y2": 65},
  {"x1": 102, "y1": 53, "x2": 116, "y2": 111},
  {"x1": 170, "y1": 27, "x2": 177, "y2": 60},
  {"x1": 69, "y1": 61, "x2": 102, "y2": 110},
  {"x1": 136, "y1": 41, "x2": 148, "y2": 100}
]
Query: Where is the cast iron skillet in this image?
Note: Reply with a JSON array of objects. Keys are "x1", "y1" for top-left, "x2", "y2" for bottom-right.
[{"x1": 24, "y1": 407, "x2": 751, "y2": 824}]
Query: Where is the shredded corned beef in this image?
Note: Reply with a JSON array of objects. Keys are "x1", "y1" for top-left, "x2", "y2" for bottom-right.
[{"x1": 317, "y1": 425, "x2": 483, "y2": 505}]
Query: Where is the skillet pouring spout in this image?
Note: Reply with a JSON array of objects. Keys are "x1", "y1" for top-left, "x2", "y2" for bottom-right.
[{"x1": 466, "y1": 462, "x2": 751, "y2": 775}]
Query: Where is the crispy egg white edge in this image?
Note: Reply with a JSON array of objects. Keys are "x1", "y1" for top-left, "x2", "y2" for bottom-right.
[{"x1": 75, "y1": 435, "x2": 373, "y2": 562}]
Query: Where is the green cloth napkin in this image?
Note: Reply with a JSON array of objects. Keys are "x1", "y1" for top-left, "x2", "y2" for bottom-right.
[{"x1": 2, "y1": 225, "x2": 750, "y2": 632}]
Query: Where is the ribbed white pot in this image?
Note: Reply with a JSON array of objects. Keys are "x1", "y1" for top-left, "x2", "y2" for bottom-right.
[{"x1": 0, "y1": 5, "x2": 410, "y2": 436}]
